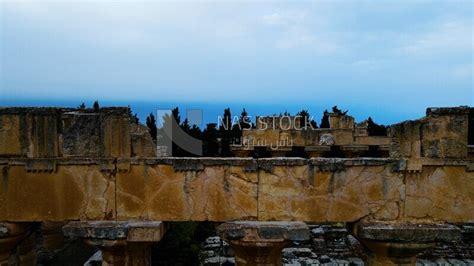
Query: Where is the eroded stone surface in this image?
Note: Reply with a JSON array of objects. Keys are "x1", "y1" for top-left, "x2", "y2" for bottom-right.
[
  {"x1": 353, "y1": 222, "x2": 463, "y2": 266},
  {"x1": 0, "y1": 158, "x2": 473, "y2": 222},
  {"x1": 404, "y1": 166, "x2": 474, "y2": 222},
  {"x1": 63, "y1": 221, "x2": 165, "y2": 242},
  {"x1": 217, "y1": 221, "x2": 310, "y2": 242},
  {"x1": 0, "y1": 165, "x2": 113, "y2": 221},
  {"x1": 217, "y1": 221, "x2": 310, "y2": 266},
  {"x1": 355, "y1": 222, "x2": 461, "y2": 243},
  {"x1": 116, "y1": 164, "x2": 258, "y2": 221},
  {"x1": 258, "y1": 164, "x2": 404, "y2": 222}
]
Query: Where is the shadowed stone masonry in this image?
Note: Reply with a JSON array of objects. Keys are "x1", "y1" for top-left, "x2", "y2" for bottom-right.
[
  {"x1": 217, "y1": 221, "x2": 310, "y2": 265},
  {"x1": 353, "y1": 222, "x2": 461, "y2": 266},
  {"x1": 0, "y1": 222, "x2": 35, "y2": 266},
  {"x1": 63, "y1": 221, "x2": 165, "y2": 266}
]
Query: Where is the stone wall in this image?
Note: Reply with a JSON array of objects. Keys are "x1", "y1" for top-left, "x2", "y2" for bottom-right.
[
  {"x1": 389, "y1": 107, "x2": 470, "y2": 160},
  {"x1": 0, "y1": 106, "x2": 472, "y2": 223},
  {"x1": 0, "y1": 158, "x2": 473, "y2": 223},
  {"x1": 0, "y1": 107, "x2": 151, "y2": 159},
  {"x1": 0, "y1": 106, "x2": 473, "y2": 265}
]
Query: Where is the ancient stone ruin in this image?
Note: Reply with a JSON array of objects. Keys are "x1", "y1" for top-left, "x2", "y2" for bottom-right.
[{"x1": 0, "y1": 106, "x2": 473, "y2": 265}]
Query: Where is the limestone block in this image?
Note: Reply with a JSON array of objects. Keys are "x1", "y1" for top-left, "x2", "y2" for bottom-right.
[
  {"x1": 130, "y1": 123, "x2": 156, "y2": 157},
  {"x1": 116, "y1": 163, "x2": 258, "y2": 221},
  {"x1": 0, "y1": 114, "x2": 23, "y2": 156},
  {"x1": 102, "y1": 115, "x2": 131, "y2": 158},
  {"x1": 404, "y1": 166, "x2": 474, "y2": 222},
  {"x1": 0, "y1": 165, "x2": 111, "y2": 221},
  {"x1": 61, "y1": 114, "x2": 102, "y2": 157},
  {"x1": 421, "y1": 114, "x2": 468, "y2": 158},
  {"x1": 389, "y1": 120, "x2": 422, "y2": 159},
  {"x1": 257, "y1": 164, "x2": 404, "y2": 222},
  {"x1": 63, "y1": 221, "x2": 165, "y2": 242}
]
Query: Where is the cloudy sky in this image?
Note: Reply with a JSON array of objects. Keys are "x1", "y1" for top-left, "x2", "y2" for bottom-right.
[{"x1": 0, "y1": 0, "x2": 472, "y2": 123}]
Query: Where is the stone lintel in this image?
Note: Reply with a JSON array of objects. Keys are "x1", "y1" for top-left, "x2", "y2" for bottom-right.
[
  {"x1": 62, "y1": 221, "x2": 165, "y2": 242},
  {"x1": 4, "y1": 157, "x2": 473, "y2": 172},
  {"x1": 145, "y1": 157, "x2": 257, "y2": 171},
  {"x1": 310, "y1": 157, "x2": 395, "y2": 166},
  {"x1": 129, "y1": 157, "x2": 400, "y2": 169},
  {"x1": 144, "y1": 157, "x2": 401, "y2": 172},
  {"x1": 355, "y1": 222, "x2": 461, "y2": 243},
  {"x1": 217, "y1": 221, "x2": 309, "y2": 242}
]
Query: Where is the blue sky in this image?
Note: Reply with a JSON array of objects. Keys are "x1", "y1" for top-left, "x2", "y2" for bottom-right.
[{"x1": 0, "y1": 0, "x2": 472, "y2": 124}]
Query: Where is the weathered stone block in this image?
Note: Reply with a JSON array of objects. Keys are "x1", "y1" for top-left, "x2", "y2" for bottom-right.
[
  {"x1": 0, "y1": 114, "x2": 23, "y2": 156},
  {"x1": 62, "y1": 114, "x2": 102, "y2": 157},
  {"x1": 257, "y1": 163, "x2": 403, "y2": 222},
  {"x1": 116, "y1": 163, "x2": 258, "y2": 221},
  {"x1": 0, "y1": 165, "x2": 111, "y2": 221},
  {"x1": 130, "y1": 123, "x2": 156, "y2": 157},
  {"x1": 404, "y1": 166, "x2": 474, "y2": 222},
  {"x1": 355, "y1": 222, "x2": 461, "y2": 243},
  {"x1": 62, "y1": 221, "x2": 165, "y2": 242}
]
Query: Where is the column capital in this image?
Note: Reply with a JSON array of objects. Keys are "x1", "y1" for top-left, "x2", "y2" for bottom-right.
[
  {"x1": 0, "y1": 222, "x2": 35, "y2": 266},
  {"x1": 217, "y1": 221, "x2": 309, "y2": 266},
  {"x1": 63, "y1": 221, "x2": 165, "y2": 266},
  {"x1": 353, "y1": 222, "x2": 461, "y2": 266},
  {"x1": 63, "y1": 220, "x2": 165, "y2": 242}
]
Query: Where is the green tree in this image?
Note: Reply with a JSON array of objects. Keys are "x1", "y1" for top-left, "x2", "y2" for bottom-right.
[
  {"x1": 146, "y1": 113, "x2": 157, "y2": 141},
  {"x1": 189, "y1": 124, "x2": 201, "y2": 141},
  {"x1": 320, "y1": 110, "x2": 330, "y2": 128},
  {"x1": 239, "y1": 108, "x2": 251, "y2": 130},
  {"x1": 297, "y1": 109, "x2": 318, "y2": 129},
  {"x1": 332, "y1": 105, "x2": 348, "y2": 115},
  {"x1": 367, "y1": 117, "x2": 387, "y2": 136},
  {"x1": 202, "y1": 123, "x2": 219, "y2": 156},
  {"x1": 172, "y1": 107, "x2": 181, "y2": 125},
  {"x1": 93, "y1": 100, "x2": 100, "y2": 111},
  {"x1": 219, "y1": 108, "x2": 233, "y2": 156},
  {"x1": 181, "y1": 118, "x2": 191, "y2": 133},
  {"x1": 127, "y1": 105, "x2": 139, "y2": 124}
]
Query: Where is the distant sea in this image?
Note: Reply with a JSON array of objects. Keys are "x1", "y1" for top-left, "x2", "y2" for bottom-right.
[{"x1": 0, "y1": 98, "x2": 425, "y2": 128}]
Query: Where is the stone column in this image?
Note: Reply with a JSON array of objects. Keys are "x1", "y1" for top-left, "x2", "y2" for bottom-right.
[
  {"x1": 63, "y1": 221, "x2": 165, "y2": 266},
  {"x1": 0, "y1": 222, "x2": 35, "y2": 266},
  {"x1": 217, "y1": 221, "x2": 309, "y2": 266},
  {"x1": 84, "y1": 239, "x2": 152, "y2": 265},
  {"x1": 38, "y1": 221, "x2": 68, "y2": 262},
  {"x1": 353, "y1": 222, "x2": 461, "y2": 266}
]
